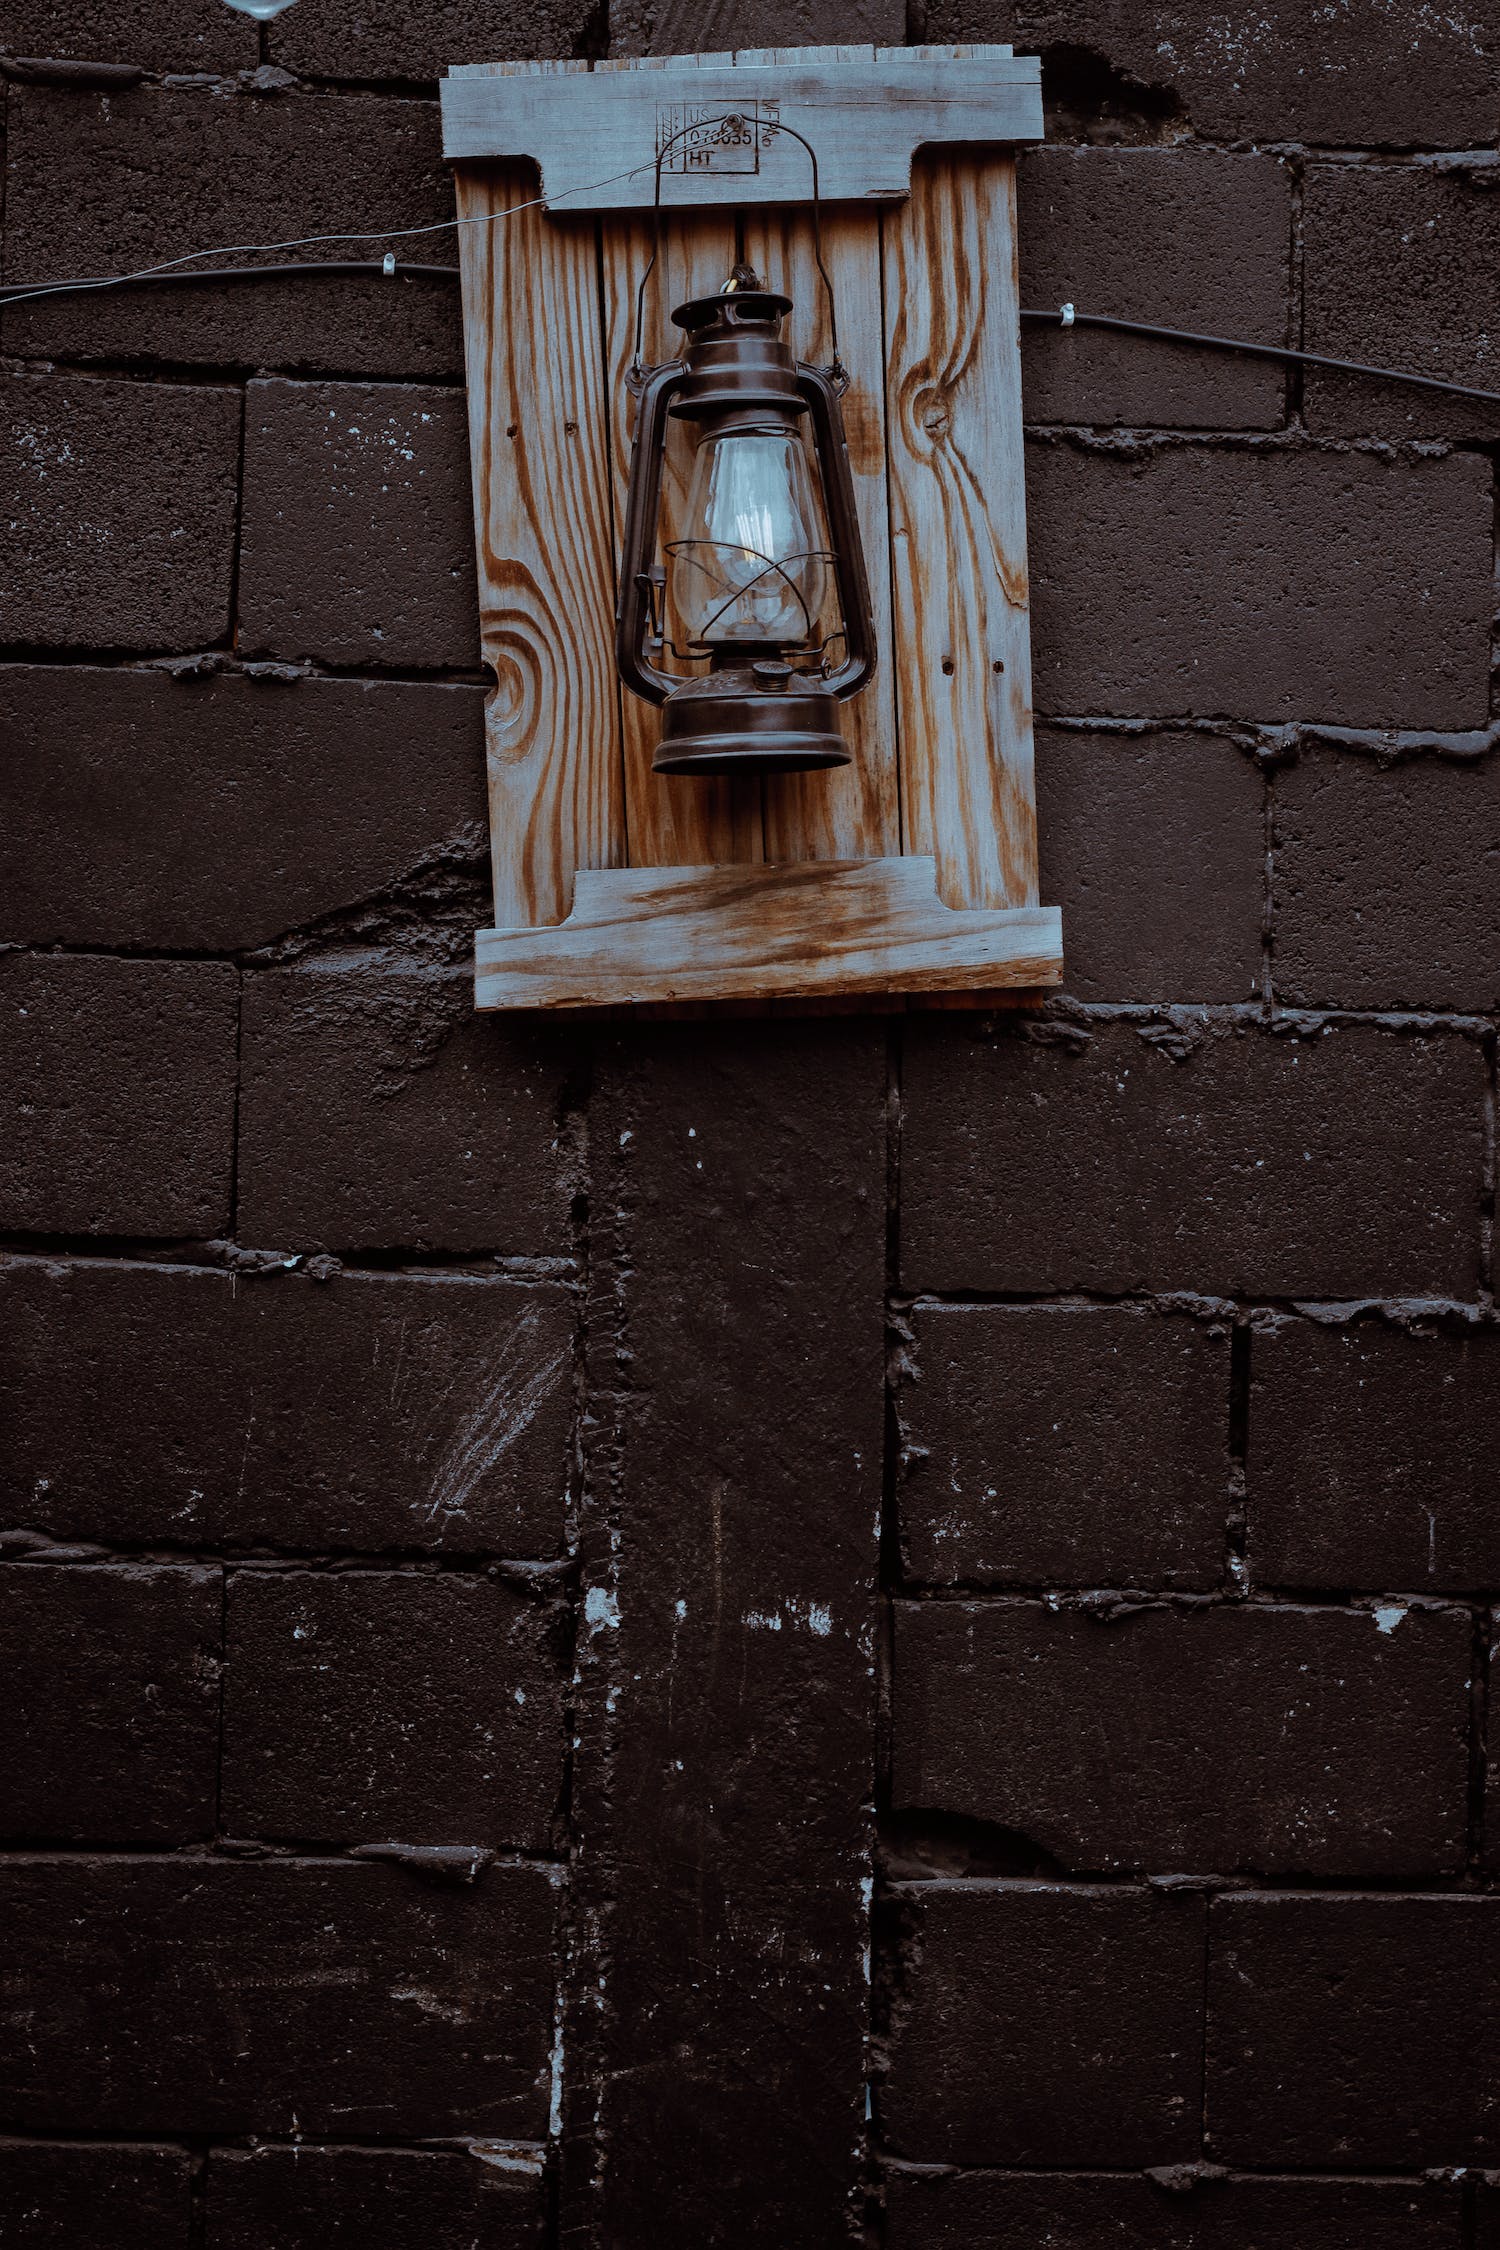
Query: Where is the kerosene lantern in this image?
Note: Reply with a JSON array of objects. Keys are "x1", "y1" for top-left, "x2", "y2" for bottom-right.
[{"x1": 616, "y1": 245, "x2": 877, "y2": 776}]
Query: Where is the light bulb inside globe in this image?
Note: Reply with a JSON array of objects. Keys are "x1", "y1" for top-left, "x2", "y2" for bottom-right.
[{"x1": 668, "y1": 423, "x2": 830, "y2": 650}]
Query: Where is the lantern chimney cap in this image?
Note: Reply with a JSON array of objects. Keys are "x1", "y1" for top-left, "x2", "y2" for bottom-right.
[{"x1": 671, "y1": 270, "x2": 793, "y2": 336}]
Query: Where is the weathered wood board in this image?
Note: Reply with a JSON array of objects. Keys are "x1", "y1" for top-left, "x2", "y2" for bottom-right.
[
  {"x1": 442, "y1": 48, "x2": 1042, "y2": 207},
  {"x1": 454, "y1": 139, "x2": 622, "y2": 932},
  {"x1": 445, "y1": 46, "x2": 1058, "y2": 1013},
  {"x1": 885, "y1": 151, "x2": 1039, "y2": 913},
  {"x1": 475, "y1": 860, "x2": 1063, "y2": 1009}
]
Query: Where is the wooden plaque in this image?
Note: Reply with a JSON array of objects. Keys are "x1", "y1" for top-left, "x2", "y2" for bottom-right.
[{"x1": 442, "y1": 45, "x2": 1063, "y2": 1013}]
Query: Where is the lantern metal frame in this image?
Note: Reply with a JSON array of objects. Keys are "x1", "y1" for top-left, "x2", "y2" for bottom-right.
[{"x1": 614, "y1": 117, "x2": 878, "y2": 776}]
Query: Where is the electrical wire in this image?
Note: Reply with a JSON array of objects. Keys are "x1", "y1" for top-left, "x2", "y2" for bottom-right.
[
  {"x1": 0, "y1": 259, "x2": 464, "y2": 302},
  {"x1": 2, "y1": 242, "x2": 1498, "y2": 410},
  {"x1": 0, "y1": 160, "x2": 649, "y2": 313},
  {"x1": 1018, "y1": 305, "x2": 1500, "y2": 409}
]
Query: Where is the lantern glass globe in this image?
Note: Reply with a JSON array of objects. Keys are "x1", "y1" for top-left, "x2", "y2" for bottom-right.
[{"x1": 670, "y1": 424, "x2": 830, "y2": 650}]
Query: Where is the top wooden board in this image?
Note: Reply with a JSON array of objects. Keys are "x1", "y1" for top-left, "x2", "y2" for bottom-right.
[{"x1": 440, "y1": 45, "x2": 1044, "y2": 209}]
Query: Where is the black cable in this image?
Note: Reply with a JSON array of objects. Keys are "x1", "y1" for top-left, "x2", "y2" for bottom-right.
[
  {"x1": 1018, "y1": 305, "x2": 1500, "y2": 409},
  {"x1": 3, "y1": 256, "x2": 1499, "y2": 410},
  {"x1": 0, "y1": 259, "x2": 463, "y2": 301}
]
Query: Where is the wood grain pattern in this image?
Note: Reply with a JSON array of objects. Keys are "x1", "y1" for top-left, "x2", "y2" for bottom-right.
[
  {"x1": 474, "y1": 858, "x2": 1062, "y2": 1009},
  {"x1": 884, "y1": 147, "x2": 1039, "y2": 914},
  {"x1": 740, "y1": 47, "x2": 900, "y2": 866},
  {"x1": 455, "y1": 99, "x2": 624, "y2": 928},
  {"x1": 598, "y1": 55, "x2": 764, "y2": 870},
  {"x1": 441, "y1": 50, "x2": 1043, "y2": 205}
]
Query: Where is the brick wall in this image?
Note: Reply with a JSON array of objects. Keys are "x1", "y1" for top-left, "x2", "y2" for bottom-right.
[{"x1": 0, "y1": 2, "x2": 1497, "y2": 2244}]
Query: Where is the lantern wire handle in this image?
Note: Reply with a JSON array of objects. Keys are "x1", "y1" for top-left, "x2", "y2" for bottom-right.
[{"x1": 630, "y1": 112, "x2": 843, "y2": 387}]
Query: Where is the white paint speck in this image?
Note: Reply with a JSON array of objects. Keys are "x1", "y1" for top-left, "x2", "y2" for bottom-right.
[
  {"x1": 549, "y1": 2004, "x2": 565, "y2": 2137},
  {"x1": 1373, "y1": 1604, "x2": 1407, "y2": 1635},
  {"x1": 469, "y1": 2141, "x2": 545, "y2": 2176},
  {"x1": 585, "y1": 1585, "x2": 620, "y2": 1631}
]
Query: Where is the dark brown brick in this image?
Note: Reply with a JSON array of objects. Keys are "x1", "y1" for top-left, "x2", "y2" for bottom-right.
[
  {"x1": 900, "y1": 1305, "x2": 1228, "y2": 1589},
  {"x1": 1208, "y1": 1892, "x2": 1500, "y2": 2164},
  {"x1": 1251, "y1": 1319, "x2": 1500, "y2": 1592},
  {"x1": 883, "y1": 1883, "x2": 1203, "y2": 2164},
  {"x1": 902, "y1": 1018, "x2": 1482, "y2": 1298},
  {"x1": 0, "y1": 955, "x2": 238, "y2": 1237},
  {"x1": 1019, "y1": 149, "x2": 1290, "y2": 429},
  {"x1": 0, "y1": 1856, "x2": 556, "y2": 2135},
  {"x1": 1, "y1": 0, "x2": 252, "y2": 69},
  {"x1": 0, "y1": 1563, "x2": 220, "y2": 1843},
  {"x1": 928, "y1": 0, "x2": 1500, "y2": 145},
  {"x1": 0, "y1": 668, "x2": 486, "y2": 952},
  {"x1": 0, "y1": 1260, "x2": 573, "y2": 1556},
  {"x1": 610, "y1": 0, "x2": 901, "y2": 57},
  {"x1": 238, "y1": 381, "x2": 478, "y2": 670},
  {"x1": 569, "y1": 1024, "x2": 884, "y2": 2243},
  {"x1": 0, "y1": 374, "x2": 240, "y2": 653},
  {"x1": 206, "y1": 2146, "x2": 544, "y2": 2250},
  {"x1": 1037, "y1": 727, "x2": 1264, "y2": 1003},
  {"x1": 1303, "y1": 165, "x2": 1500, "y2": 439},
  {"x1": 0, "y1": 2143, "x2": 194, "y2": 2249},
  {"x1": 267, "y1": 0, "x2": 581, "y2": 81},
  {"x1": 222, "y1": 1570, "x2": 562, "y2": 1846},
  {"x1": 893, "y1": 1600, "x2": 1469, "y2": 1877},
  {"x1": 1273, "y1": 748, "x2": 1500, "y2": 1011},
  {"x1": 1, "y1": 87, "x2": 463, "y2": 381},
  {"x1": 1027, "y1": 444, "x2": 1492, "y2": 728},
  {"x1": 1484, "y1": 1668, "x2": 1500, "y2": 1875},
  {"x1": 886, "y1": 2169, "x2": 1457, "y2": 2249},
  {"x1": 1477, "y1": 2178, "x2": 1500, "y2": 2248},
  {"x1": 236, "y1": 964, "x2": 573, "y2": 1254}
]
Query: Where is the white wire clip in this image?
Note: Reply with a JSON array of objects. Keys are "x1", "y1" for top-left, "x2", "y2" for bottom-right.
[
  {"x1": 1059, "y1": 301, "x2": 1075, "y2": 326},
  {"x1": 383, "y1": 252, "x2": 397, "y2": 277}
]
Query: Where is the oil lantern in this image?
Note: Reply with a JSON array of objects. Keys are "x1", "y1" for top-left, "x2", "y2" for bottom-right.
[{"x1": 616, "y1": 258, "x2": 877, "y2": 776}]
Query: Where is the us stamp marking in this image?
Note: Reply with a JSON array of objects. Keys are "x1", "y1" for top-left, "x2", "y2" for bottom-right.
[{"x1": 658, "y1": 102, "x2": 782, "y2": 175}]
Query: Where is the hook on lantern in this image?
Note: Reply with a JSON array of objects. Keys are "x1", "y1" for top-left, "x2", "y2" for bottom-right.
[{"x1": 615, "y1": 116, "x2": 877, "y2": 778}]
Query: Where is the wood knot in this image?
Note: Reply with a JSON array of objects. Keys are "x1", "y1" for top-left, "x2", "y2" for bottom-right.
[{"x1": 915, "y1": 387, "x2": 952, "y2": 440}]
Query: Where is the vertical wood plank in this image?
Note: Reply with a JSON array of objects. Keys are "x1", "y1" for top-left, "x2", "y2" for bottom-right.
[
  {"x1": 455, "y1": 107, "x2": 625, "y2": 928},
  {"x1": 883, "y1": 148, "x2": 1039, "y2": 914},
  {"x1": 597, "y1": 55, "x2": 764, "y2": 869},
  {"x1": 740, "y1": 47, "x2": 901, "y2": 865}
]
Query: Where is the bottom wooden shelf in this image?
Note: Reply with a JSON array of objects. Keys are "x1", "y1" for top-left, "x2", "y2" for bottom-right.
[{"x1": 473, "y1": 857, "x2": 1064, "y2": 1012}]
